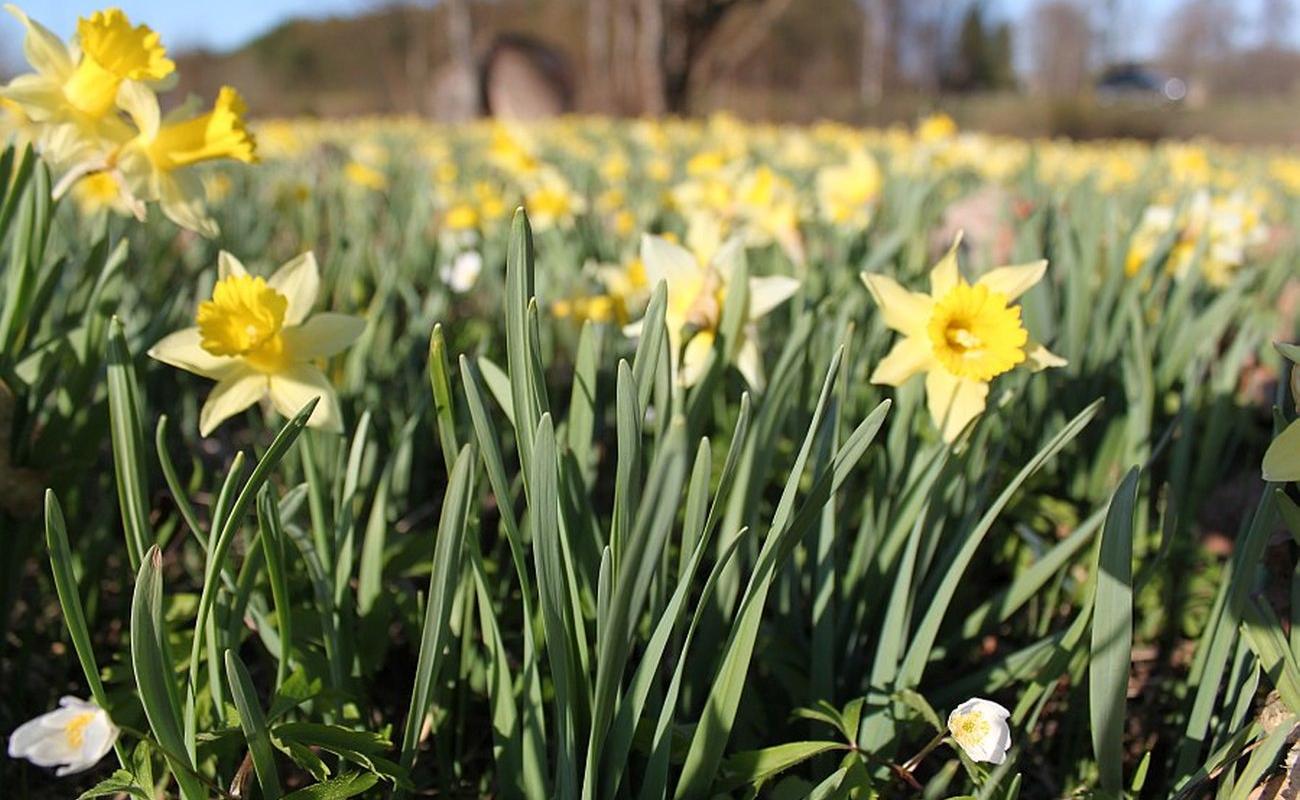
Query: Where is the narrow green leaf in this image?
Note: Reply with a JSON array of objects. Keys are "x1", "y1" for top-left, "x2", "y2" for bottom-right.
[
  {"x1": 1089, "y1": 467, "x2": 1139, "y2": 793},
  {"x1": 225, "y1": 649, "x2": 283, "y2": 799}
]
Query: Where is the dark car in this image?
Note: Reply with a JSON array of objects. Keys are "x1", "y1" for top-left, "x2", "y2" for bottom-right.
[{"x1": 1095, "y1": 63, "x2": 1187, "y2": 104}]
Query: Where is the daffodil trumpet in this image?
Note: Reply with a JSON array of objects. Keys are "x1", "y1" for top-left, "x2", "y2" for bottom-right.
[{"x1": 148, "y1": 251, "x2": 363, "y2": 436}]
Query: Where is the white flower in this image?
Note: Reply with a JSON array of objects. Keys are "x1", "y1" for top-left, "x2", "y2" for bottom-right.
[
  {"x1": 947, "y1": 697, "x2": 1011, "y2": 764},
  {"x1": 440, "y1": 250, "x2": 483, "y2": 293},
  {"x1": 8, "y1": 696, "x2": 118, "y2": 776}
]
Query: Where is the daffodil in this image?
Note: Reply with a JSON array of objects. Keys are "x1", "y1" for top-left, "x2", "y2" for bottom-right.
[
  {"x1": 148, "y1": 251, "x2": 363, "y2": 436},
  {"x1": 863, "y1": 235, "x2": 1065, "y2": 442},
  {"x1": 113, "y1": 83, "x2": 257, "y2": 236},
  {"x1": 1, "y1": 5, "x2": 173, "y2": 166},
  {"x1": 627, "y1": 233, "x2": 799, "y2": 389},
  {"x1": 8, "y1": 697, "x2": 118, "y2": 776},
  {"x1": 816, "y1": 152, "x2": 882, "y2": 227},
  {"x1": 1264, "y1": 348, "x2": 1300, "y2": 483},
  {"x1": 947, "y1": 698, "x2": 1011, "y2": 765}
]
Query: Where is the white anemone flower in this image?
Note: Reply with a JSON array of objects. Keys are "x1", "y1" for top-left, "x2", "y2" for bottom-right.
[
  {"x1": 8, "y1": 696, "x2": 118, "y2": 776},
  {"x1": 440, "y1": 250, "x2": 483, "y2": 293},
  {"x1": 947, "y1": 697, "x2": 1012, "y2": 765}
]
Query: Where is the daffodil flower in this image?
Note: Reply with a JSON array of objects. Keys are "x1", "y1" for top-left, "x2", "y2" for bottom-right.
[
  {"x1": 114, "y1": 82, "x2": 257, "y2": 236},
  {"x1": 947, "y1": 697, "x2": 1011, "y2": 765},
  {"x1": 1264, "y1": 420, "x2": 1300, "y2": 482},
  {"x1": 626, "y1": 233, "x2": 799, "y2": 390},
  {"x1": 8, "y1": 697, "x2": 118, "y2": 776},
  {"x1": 148, "y1": 251, "x2": 363, "y2": 436},
  {"x1": 863, "y1": 234, "x2": 1065, "y2": 442},
  {"x1": 1, "y1": 5, "x2": 173, "y2": 168},
  {"x1": 1264, "y1": 353, "x2": 1300, "y2": 482}
]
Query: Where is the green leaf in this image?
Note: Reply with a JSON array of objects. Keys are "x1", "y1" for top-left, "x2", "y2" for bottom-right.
[
  {"x1": 225, "y1": 649, "x2": 283, "y2": 799},
  {"x1": 718, "y1": 741, "x2": 848, "y2": 791},
  {"x1": 131, "y1": 546, "x2": 205, "y2": 800},
  {"x1": 1089, "y1": 466, "x2": 1139, "y2": 794},
  {"x1": 282, "y1": 772, "x2": 379, "y2": 800},
  {"x1": 76, "y1": 770, "x2": 151, "y2": 800},
  {"x1": 399, "y1": 443, "x2": 477, "y2": 770},
  {"x1": 106, "y1": 317, "x2": 152, "y2": 571}
]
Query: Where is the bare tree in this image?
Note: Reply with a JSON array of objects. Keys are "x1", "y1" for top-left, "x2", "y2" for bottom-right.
[
  {"x1": 1259, "y1": 0, "x2": 1294, "y2": 47},
  {"x1": 1160, "y1": 0, "x2": 1239, "y2": 83},
  {"x1": 587, "y1": 0, "x2": 612, "y2": 110},
  {"x1": 1028, "y1": 0, "x2": 1093, "y2": 95}
]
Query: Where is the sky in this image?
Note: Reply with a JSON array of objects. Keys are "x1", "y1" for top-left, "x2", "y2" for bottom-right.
[{"x1": 3, "y1": 0, "x2": 1298, "y2": 72}]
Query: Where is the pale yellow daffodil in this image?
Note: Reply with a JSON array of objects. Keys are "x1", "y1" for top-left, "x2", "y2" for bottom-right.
[
  {"x1": 627, "y1": 233, "x2": 799, "y2": 390},
  {"x1": 148, "y1": 251, "x2": 363, "y2": 436},
  {"x1": 1, "y1": 5, "x2": 173, "y2": 168},
  {"x1": 863, "y1": 235, "x2": 1065, "y2": 442},
  {"x1": 114, "y1": 83, "x2": 257, "y2": 236}
]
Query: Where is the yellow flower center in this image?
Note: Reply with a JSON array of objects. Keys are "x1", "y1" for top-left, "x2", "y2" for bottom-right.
[
  {"x1": 197, "y1": 275, "x2": 289, "y2": 372},
  {"x1": 949, "y1": 710, "x2": 991, "y2": 751},
  {"x1": 63, "y1": 711, "x2": 97, "y2": 750},
  {"x1": 927, "y1": 282, "x2": 1027, "y2": 382},
  {"x1": 148, "y1": 87, "x2": 257, "y2": 172},
  {"x1": 63, "y1": 9, "x2": 174, "y2": 118}
]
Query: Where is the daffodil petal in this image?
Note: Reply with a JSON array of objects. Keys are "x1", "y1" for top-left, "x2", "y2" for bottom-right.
[
  {"x1": 929, "y1": 232, "x2": 964, "y2": 296},
  {"x1": 870, "y1": 336, "x2": 934, "y2": 386},
  {"x1": 747, "y1": 275, "x2": 800, "y2": 320},
  {"x1": 116, "y1": 80, "x2": 159, "y2": 140},
  {"x1": 269, "y1": 364, "x2": 342, "y2": 433},
  {"x1": 861, "y1": 272, "x2": 933, "y2": 337},
  {"x1": 199, "y1": 369, "x2": 266, "y2": 437},
  {"x1": 925, "y1": 367, "x2": 988, "y2": 443},
  {"x1": 680, "y1": 330, "x2": 715, "y2": 388},
  {"x1": 269, "y1": 251, "x2": 321, "y2": 325},
  {"x1": 977, "y1": 260, "x2": 1048, "y2": 301},
  {"x1": 1024, "y1": 341, "x2": 1068, "y2": 372},
  {"x1": 6, "y1": 4, "x2": 74, "y2": 80},
  {"x1": 282, "y1": 313, "x2": 364, "y2": 360},
  {"x1": 1, "y1": 74, "x2": 65, "y2": 120},
  {"x1": 217, "y1": 250, "x2": 248, "y2": 279},
  {"x1": 1263, "y1": 418, "x2": 1300, "y2": 482},
  {"x1": 640, "y1": 233, "x2": 700, "y2": 287},
  {"x1": 147, "y1": 327, "x2": 239, "y2": 380},
  {"x1": 158, "y1": 171, "x2": 217, "y2": 238},
  {"x1": 734, "y1": 335, "x2": 765, "y2": 391}
]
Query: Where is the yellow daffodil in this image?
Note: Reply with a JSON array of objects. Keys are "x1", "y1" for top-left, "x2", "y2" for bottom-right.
[
  {"x1": 1, "y1": 5, "x2": 172, "y2": 167},
  {"x1": 148, "y1": 251, "x2": 363, "y2": 436},
  {"x1": 627, "y1": 233, "x2": 799, "y2": 389},
  {"x1": 863, "y1": 235, "x2": 1065, "y2": 441},
  {"x1": 817, "y1": 152, "x2": 882, "y2": 227},
  {"x1": 345, "y1": 160, "x2": 387, "y2": 191},
  {"x1": 1125, "y1": 190, "x2": 1267, "y2": 287},
  {"x1": 110, "y1": 83, "x2": 256, "y2": 235},
  {"x1": 1264, "y1": 349, "x2": 1300, "y2": 483},
  {"x1": 1264, "y1": 419, "x2": 1300, "y2": 483}
]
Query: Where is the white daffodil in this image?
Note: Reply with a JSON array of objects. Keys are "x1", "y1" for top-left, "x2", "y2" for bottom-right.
[
  {"x1": 8, "y1": 696, "x2": 118, "y2": 776},
  {"x1": 148, "y1": 251, "x2": 364, "y2": 436},
  {"x1": 439, "y1": 250, "x2": 483, "y2": 293},
  {"x1": 947, "y1": 697, "x2": 1012, "y2": 765},
  {"x1": 626, "y1": 232, "x2": 798, "y2": 390}
]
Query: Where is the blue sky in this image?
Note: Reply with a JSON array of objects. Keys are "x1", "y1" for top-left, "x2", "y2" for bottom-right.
[{"x1": 3, "y1": 0, "x2": 1297, "y2": 70}]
